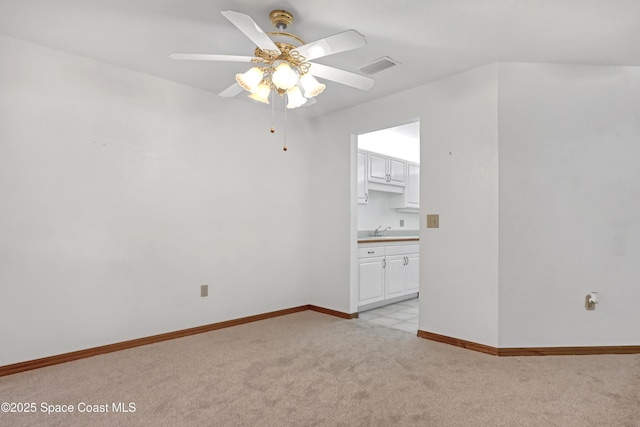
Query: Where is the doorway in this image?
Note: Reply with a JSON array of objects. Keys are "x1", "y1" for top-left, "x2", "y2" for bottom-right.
[{"x1": 354, "y1": 121, "x2": 420, "y2": 333}]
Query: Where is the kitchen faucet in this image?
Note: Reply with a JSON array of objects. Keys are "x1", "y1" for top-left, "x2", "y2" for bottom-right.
[{"x1": 373, "y1": 226, "x2": 392, "y2": 237}]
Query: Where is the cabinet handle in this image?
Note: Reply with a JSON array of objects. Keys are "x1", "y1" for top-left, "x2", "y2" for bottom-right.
[
  {"x1": 406, "y1": 256, "x2": 409, "y2": 265},
  {"x1": 365, "y1": 192, "x2": 368, "y2": 202},
  {"x1": 368, "y1": 251, "x2": 374, "y2": 254},
  {"x1": 383, "y1": 259, "x2": 386, "y2": 268}
]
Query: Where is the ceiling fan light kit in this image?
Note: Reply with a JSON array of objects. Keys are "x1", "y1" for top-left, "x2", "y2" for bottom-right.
[
  {"x1": 299, "y1": 73, "x2": 326, "y2": 98},
  {"x1": 248, "y1": 82, "x2": 271, "y2": 104},
  {"x1": 236, "y1": 67, "x2": 263, "y2": 92},
  {"x1": 170, "y1": 9, "x2": 374, "y2": 149}
]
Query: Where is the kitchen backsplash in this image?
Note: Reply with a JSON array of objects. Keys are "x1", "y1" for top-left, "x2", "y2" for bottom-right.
[{"x1": 358, "y1": 190, "x2": 420, "y2": 231}]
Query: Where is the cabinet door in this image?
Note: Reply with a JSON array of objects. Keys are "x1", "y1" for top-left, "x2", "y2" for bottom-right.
[
  {"x1": 405, "y1": 163, "x2": 420, "y2": 208},
  {"x1": 368, "y1": 152, "x2": 388, "y2": 184},
  {"x1": 357, "y1": 151, "x2": 368, "y2": 204},
  {"x1": 385, "y1": 255, "x2": 406, "y2": 298},
  {"x1": 387, "y1": 157, "x2": 406, "y2": 187},
  {"x1": 358, "y1": 257, "x2": 385, "y2": 304},
  {"x1": 405, "y1": 253, "x2": 419, "y2": 293}
]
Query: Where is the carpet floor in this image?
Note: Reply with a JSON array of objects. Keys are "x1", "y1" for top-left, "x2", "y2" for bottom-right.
[{"x1": 1, "y1": 311, "x2": 639, "y2": 426}]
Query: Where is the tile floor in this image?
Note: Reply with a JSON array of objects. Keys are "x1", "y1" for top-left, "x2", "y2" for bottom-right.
[{"x1": 358, "y1": 298, "x2": 419, "y2": 334}]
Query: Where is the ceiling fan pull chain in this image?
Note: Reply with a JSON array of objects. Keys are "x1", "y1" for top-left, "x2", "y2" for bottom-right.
[
  {"x1": 270, "y1": 89, "x2": 275, "y2": 134},
  {"x1": 283, "y1": 96, "x2": 288, "y2": 152}
]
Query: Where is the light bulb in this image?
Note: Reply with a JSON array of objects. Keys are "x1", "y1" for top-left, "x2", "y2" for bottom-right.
[
  {"x1": 271, "y1": 62, "x2": 298, "y2": 91},
  {"x1": 299, "y1": 73, "x2": 326, "y2": 98},
  {"x1": 236, "y1": 67, "x2": 263, "y2": 93}
]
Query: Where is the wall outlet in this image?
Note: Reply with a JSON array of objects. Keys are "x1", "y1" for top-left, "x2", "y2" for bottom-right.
[
  {"x1": 399, "y1": 219, "x2": 404, "y2": 227},
  {"x1": 201, "y1": 284, "x2": 208, "y2": 297}
]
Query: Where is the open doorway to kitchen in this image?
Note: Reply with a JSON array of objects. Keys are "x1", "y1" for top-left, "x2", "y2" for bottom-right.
[{"x1": 355, "y1": 121, "x2": 420, "y2": 334}]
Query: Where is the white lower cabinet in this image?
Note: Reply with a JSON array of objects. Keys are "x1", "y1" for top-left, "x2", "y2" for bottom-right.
[
  {"x1": 358, "y1": 244, "x2": 419, "y2": 306},
  {"x1": 405, "y1": 253, "x2": 419, "y2": 293},
  {"x1": 385, "y1": 255, "x2": 407, "y2": 298},
  {"x1": 358, "y1": 256, "x2": 385, "y2": 304}
]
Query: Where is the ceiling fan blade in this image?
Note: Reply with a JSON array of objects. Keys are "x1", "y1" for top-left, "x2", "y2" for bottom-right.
[
  {"x1": 221, "y1": 10, "x2": 280, "y2": 54},
  {"x1": 308, "y1": 63, "x2": 374, "y2": 91},
  {"x1": 294, "y1": 30, "x2": 367, "y2": 61},
  {"x1": 169, "y1": 53, "x2": 255, "y2": 62},
  {"x1": 219, "y1": 82, "x2": 244, "y2": 98}
]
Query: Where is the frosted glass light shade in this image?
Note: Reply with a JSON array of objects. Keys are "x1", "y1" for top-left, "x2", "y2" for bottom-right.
[
  {"x1": 236, "y1": 67, "x2": 263, "y2": 93},
  {"x1": 286, "y1": 86, "x2": 307, "y2": 109},
  {"x1": 299, "y1": 73, "x2": 326, "y2": 98},
  {"x1": 248, "y1": 82, "x2": 271, "y2": 104},
  {"x1": 271, "y1": 62, "x2": 298, "y2": 90}
]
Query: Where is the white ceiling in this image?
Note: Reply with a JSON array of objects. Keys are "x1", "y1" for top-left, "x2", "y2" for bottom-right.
[
  {"x1": 359, "y1": 122, "x2": 420, "y2": 164},
  {"x1": 1, "y1": 0, "x2": 639, "y2": 118}
]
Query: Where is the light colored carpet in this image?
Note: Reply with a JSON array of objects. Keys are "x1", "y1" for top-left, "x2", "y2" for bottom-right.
[{"x1": 1, "y1": 311, "x2": 639, "y2": 426}]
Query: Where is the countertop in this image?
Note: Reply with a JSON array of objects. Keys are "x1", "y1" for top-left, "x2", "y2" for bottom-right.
[{"x1": 357, "y1": 236, "x2": 419, "y2": 243}]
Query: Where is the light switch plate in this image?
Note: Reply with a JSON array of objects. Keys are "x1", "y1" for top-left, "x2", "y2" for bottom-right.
[
  {"x1": 427, "y1": 214, "x2": 439, "y2": 228},
  {"x1": 201, "y1": 284, "x2": 208, "y2": 297}
]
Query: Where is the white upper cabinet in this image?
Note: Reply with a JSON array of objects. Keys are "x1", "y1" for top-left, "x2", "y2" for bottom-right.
[
  {"x1": 392, "y1": 162, "x2": 420, "y2": 211},
  {"x1": 388, "y1": 157, "x2": 406, "y2": 187},
  {"x1": 367, "y1": 152, "x2": 389, "y2": 184},
  {"x1": 366, "y1": 152, "x2": 406, "y2": 195},
  {"x1": 405, "y1": 163, "x2": 420, "y2": 207},
  {"x1": 357, "y1": 150, "x2": 369, "y2": 205},
  {"x1": 367, "y1": 152, "x2": 406, "y2": 187}
]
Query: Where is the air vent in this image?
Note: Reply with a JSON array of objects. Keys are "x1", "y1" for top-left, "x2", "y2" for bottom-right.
[{"x1": 360, "y1": 56, "x2": 400, "y2": 75}]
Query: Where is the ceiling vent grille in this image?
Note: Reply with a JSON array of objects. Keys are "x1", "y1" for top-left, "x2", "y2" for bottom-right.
[{"x1": 360, "y1": 56, "x2": 399, "y2": 75}]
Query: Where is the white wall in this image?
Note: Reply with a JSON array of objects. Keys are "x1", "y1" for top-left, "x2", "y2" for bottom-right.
[
  {"x1": 418, "y1": 65, "x2": 500, "y2": 346},
  {"x1": 309, "y1": 119, "x2": 423, "y2": 314},
  {"x1": 357, "y1": 190, "x2": 420, "y2": 232},
  {"x1": 309, "y1": 65, "x2": 500, "y2": 344},
  {"x1": 4, "y1": 33, "x2": 638, "y2": 366},
  {"x1": 313, "y1": 61, "x2": 640, "y2": 349},
  {"x1": 498, "y1": 63, "x2": 640, "y2": 347},
  {"x1": 0, "y1": 35, "x2": 313, "y2": 366}
]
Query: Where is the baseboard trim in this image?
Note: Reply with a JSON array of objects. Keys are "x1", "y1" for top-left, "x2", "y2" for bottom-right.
[
  {"x1": 308, "y1": 305, "x2": 359, "y2": 319},
  {"x1": 417, "y1": 330, "x2": 640, "y2": 356},
  {"x1": 417, "y1": 330, "x2": 499, "y2": 356},
  {"x1": 1, "y1": 304, "x2": 354, "y2": 377},
  {"x1": 497, "y1": 345, "x2": 640, "y2": 356}
]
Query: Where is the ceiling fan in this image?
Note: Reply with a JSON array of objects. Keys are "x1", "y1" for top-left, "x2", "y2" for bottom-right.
[{"x1": 169, "y1": 9, "x2": 374, "y2": 109}]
